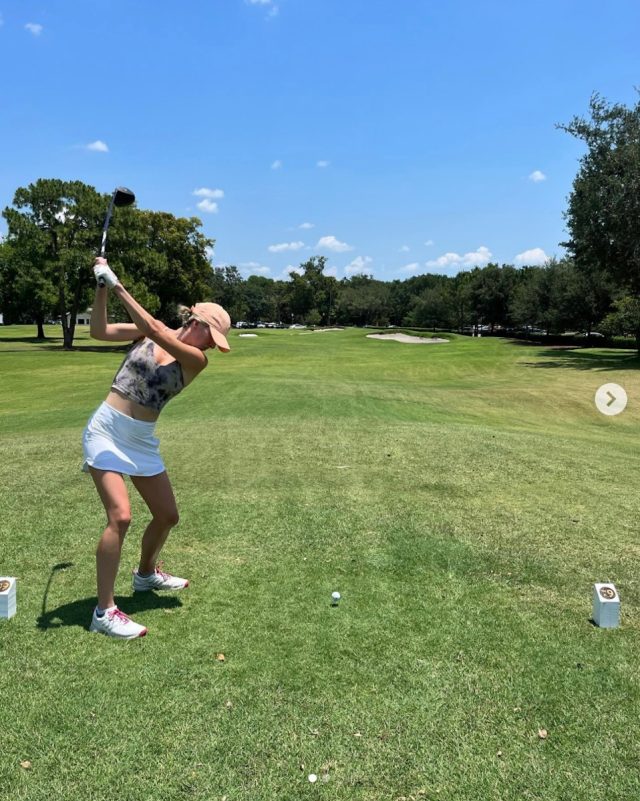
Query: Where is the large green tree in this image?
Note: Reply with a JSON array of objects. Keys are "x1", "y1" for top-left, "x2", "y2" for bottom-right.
[
  {"x1": 209, "y1": 265, "x2": 247, "y2": 322},
  {"x1": 244, "y1": 275, "x2": 277, "y2": 323},
  {"x1": 2, "y1": 179, "x2": 105, "y2": 346},
  {"x1": 0, "y1": 238, "x2": 58, "y2": 336},
  {"x1": 468, "y1": 264, "x2": 518, "y2": 331},
  {"x1": 107, "y1": 210, "x2": 215, "y2": 326},
  {"x1": 559, "y1": 93, "x2": 640, "y2": 342},
  {"x1": 335, "y1": 275, "x2": 391, "y2": 327},
  {"x1": 405, "y1": 281, "x2": 453, "y2": 330},
  {"x1": 2, "y1": 179, "x2": 215, "y2": 347},
  {"x1": 289, "y1": 256, "x2": 337, "y2": 325}
]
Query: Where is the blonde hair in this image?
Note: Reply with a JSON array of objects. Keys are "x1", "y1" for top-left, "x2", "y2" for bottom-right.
[{"x1": 177, "y1": 305, "x2": 192, "y2": 326}]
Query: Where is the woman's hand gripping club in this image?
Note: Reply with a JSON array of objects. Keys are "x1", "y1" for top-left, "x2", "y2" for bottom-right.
[{"x1": 94, "y1": 257, "x2": 120, "y2": 289}]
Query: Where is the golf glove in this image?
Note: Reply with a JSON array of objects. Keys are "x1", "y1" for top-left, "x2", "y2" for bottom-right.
[{"x1": 94, "y1": 263, "x2": 119, "y2": 289}]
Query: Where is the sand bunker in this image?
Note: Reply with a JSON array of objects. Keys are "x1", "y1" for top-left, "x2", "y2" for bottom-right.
[
  {"x1": 313, "y1": 328, "x2": 343, "y2": 333},
  {"x1": 366, "y1": 333, "x2": 449, "y2": 344},
  {"x1": 238, "y1": 333, "x2": 258, "y2": 338}
]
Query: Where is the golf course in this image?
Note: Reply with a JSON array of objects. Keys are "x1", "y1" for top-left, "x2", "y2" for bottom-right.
[{"x1": 1, "y1": 325, "x2": 639, "y2": 800}]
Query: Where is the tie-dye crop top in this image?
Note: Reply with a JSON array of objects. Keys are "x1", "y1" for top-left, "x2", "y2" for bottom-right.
[{"x1": 111, "y1": 338, "x2": 184, "y2": 411}]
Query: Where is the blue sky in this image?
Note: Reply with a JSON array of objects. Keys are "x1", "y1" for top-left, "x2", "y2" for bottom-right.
[{"x1": 0, "y1": 0, "x2": 638, "y2": 281}]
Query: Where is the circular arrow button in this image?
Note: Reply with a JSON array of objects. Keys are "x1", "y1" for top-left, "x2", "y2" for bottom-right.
[{"x1": 595, "y1": 383, "x2": 628, "y2": 416}]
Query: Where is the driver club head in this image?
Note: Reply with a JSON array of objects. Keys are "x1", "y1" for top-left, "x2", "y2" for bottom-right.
[{"x1": 113, "y1": 187, "x2": 135, "y2": 207}]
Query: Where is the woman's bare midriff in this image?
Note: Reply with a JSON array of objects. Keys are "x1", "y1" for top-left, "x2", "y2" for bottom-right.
[{"x1": 105, "y1": 389, "x2": 161, "y2": 422}]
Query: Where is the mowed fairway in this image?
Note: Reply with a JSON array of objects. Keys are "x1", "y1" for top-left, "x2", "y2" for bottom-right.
[{"x1": 1, "y1": 325, "x2": 640, "y2": 801}]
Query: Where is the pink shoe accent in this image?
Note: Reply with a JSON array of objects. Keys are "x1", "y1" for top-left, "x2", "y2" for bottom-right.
[
  {"x1": 109, "y1": 608, "x2": 132, "y2": 624},
  {"x1": 108, "y1": 608, "x2": 148, "y2": 638}
]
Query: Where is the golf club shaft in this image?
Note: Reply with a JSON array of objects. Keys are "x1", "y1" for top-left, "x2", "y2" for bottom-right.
[
  {"x1": 97, "y1": 194, "x2": 117, "y2": 287},
  {"x1": 97, "y1": 187, "x2": 135, "y2": 287}
]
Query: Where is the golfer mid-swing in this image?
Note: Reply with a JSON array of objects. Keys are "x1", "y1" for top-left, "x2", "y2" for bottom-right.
[{"x1": 84, "y1": 257, "x2": 231, "y2": 639}]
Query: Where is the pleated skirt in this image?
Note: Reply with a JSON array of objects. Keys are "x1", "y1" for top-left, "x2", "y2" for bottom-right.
[{"x1": 82, "y1": 402, "x2": 165, "y2": 477}]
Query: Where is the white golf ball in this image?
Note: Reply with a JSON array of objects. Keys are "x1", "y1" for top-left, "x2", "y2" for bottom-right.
[
  {"x1": 308, "y1": 773, "x2": 318, "y2": 783},
  {"x1": 332, "y1": 591, "x2": 341, "y2": 601}
]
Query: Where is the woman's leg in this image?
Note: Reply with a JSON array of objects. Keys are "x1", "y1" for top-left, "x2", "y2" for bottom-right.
[
  {"x1": 89, "y1": 468, "x2": 132, "y2": 609},
  {"x1": 131, "y1": 471, "x2": 180, "y2": 574}
]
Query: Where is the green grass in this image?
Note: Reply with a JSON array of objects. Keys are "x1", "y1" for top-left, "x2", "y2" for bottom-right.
[{"x1": 1, "y1": 324, "x2": 640, "y2": 800}]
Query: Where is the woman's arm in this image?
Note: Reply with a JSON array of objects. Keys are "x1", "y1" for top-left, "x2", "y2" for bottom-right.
[
  {"x1": 93, "y1": 257, "x2": 206, "y2": 370},
  {"x1": 111, "y1": 283, "x2": 207, "y2": 372},
  {"x1": 89, "y1": 284, "x2": 143, "y2": 341}
]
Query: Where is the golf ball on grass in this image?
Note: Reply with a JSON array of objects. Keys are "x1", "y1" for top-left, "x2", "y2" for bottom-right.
[{"x1": 331, "y1": 591, "x2": 341, "y2": 605}]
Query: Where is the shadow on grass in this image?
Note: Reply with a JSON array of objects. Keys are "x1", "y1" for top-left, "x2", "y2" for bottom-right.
[
  {"x1": 507, "y1": 338, "x2": 568, "y2": 347},
  {"x1": 0, "y1": 337, "x2": 130, "y2": 353},
  {"x1": 0, "y1": 335, "x2": 64, "y2": 344},
  {"x1": 36, "y1": 344, "x2": 130, "y2": 353},
  {"x1": 37, "y1": 592, "x2": 182, "y2": 631},
  {"x1": 518, "y1": 346, "x2": 640, "y2": 372}
]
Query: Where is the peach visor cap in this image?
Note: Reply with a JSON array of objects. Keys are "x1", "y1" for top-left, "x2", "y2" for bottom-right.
[{"x1": 190, "y1": 302, "x2": 231, "y2": 352}]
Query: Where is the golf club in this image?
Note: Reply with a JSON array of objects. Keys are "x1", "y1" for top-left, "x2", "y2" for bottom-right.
[{"x1": 97, "y1": 186, "x2": 135, "y2": 286}]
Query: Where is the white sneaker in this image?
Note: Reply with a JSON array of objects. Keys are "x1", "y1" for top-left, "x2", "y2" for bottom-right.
[
  {"x1": 89, "y1": 606, "x2": 148, "y2": 639},
  {"x1": 132, "y1": 566, "x2": 189, "y2": 592}
]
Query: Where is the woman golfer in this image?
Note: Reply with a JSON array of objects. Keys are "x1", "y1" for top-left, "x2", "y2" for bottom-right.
[{"x1": 84, "y1": 257, "x2": 231, "y2": 639}]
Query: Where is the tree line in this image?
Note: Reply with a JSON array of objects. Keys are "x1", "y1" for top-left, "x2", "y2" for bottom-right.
[
  {"x1": 1, "y1": 92, "x2": 639, "y2": 348},
  {"x1": 213, "y1": 255, "x2": 618, "y2": 337}
]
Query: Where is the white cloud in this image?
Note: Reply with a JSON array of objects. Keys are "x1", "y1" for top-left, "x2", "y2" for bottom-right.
[
  {"x1": 316, "y1": 160, "x2": 330, "y2": 168},
  {"x1": 529, "y1": 170, "x2": 547, "y2": 183},
  {"x1": 399, "y1": 262, "x2": 421, "y2": 274},
  {"x1": 241, "y1": 261, "x2": 271, "y2": 276},
  {"x1": 268, "y1": 241, "x2": 305, "y2": 253},
  {"x1": 271, "y1": 159, "x2": 282, "y2": 170},
  {"x1": 317, "y1": 235, "x2": 354, "y2": 253},
  {"x1": 283, "y1": 264, "x2": 303, "y2": 279},
  {"x1": 345, "y1": 256, "x2": 373, "y2": 276},
  {"x1": 205, "y1": 246, "x2": 215, "y2": 261},
  {"x1": 424, "y1": 239, "x2": 434, "y2": 246},
  {"x1": 514, "y1": 247, "x2": 549, "y2": 266},
  {"x1": 25, "y1": 23, "x2": 43, "y2": 36},
  {"x1": 399, "y1": 245, "x2": 410, "y2": 253},
  {"x1": 247, "y1": 0, "x2": 279, "y2": 18},
  {"x1": 193, "y1": 187, "x2": 224, "y2": 199},
  {"x1": 86, "y1": 140, "x2": 108, "y2": 153},
  {"x1": 426, "y1": 245, "x2": 492, "y2": 271},
  {"x1": 197, "y1": 199, "x2": 219, "y2": 213},
  {"x1": 299, "y1": 222, "x2": 315, "y2": 229}
]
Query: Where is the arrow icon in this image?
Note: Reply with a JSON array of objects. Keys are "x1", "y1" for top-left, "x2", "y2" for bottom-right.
[{"x1": 595, "y1": 383, "x2": 627, "y2": 416}]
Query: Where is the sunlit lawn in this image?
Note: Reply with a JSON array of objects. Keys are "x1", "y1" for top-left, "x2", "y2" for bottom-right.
[{"x1": 1, "y1": 324, "x2": 639, "y2": 801}]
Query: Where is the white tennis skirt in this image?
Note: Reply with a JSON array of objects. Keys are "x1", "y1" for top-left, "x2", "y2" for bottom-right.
[{"x1": 82, "y1": 402, "x2": 165, "y2": 477}]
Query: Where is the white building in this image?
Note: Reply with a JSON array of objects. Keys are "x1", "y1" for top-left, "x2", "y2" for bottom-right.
[{"x1": 76, "y1": 308, "x2": 92, "y2": 325}]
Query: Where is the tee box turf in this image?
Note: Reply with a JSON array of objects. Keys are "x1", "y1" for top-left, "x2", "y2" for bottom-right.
[
  {"x1": 0, "y1": 577, "x2": 17, "y2": 619},
  {"x1": 592, "y1": 583, "x2": 620, "y2": 628}
]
